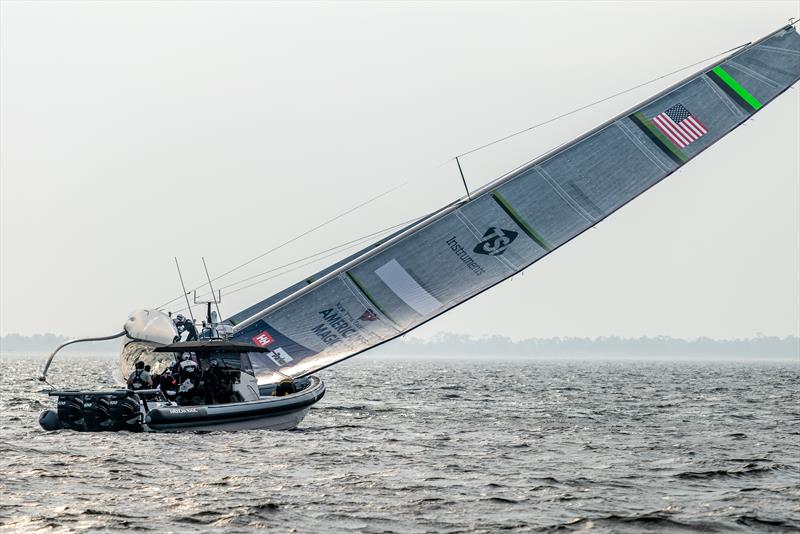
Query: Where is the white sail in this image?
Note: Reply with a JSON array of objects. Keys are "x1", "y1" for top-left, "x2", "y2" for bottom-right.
[{"x1": 223, "y1": 25, "x2": 800, "y2": 384}]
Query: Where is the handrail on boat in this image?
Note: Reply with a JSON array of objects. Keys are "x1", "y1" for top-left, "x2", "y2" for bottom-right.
[{"x1": 39, "y1": 331, "x2": 127, "y2": 381}]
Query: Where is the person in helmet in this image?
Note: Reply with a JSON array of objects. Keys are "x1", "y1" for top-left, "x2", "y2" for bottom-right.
[
  {"x1": 158, "y1": 368, "x2": 178, "y2": 401},
  {"x1": 176, "y1": 353, "x2": 200, "y2": 405},
  {"x1": 173, "y1": 314, "x2": 185, "y2": 342},
  {"x1": 173, "y1": 314, "x2": 198, "y2": 342},
  {"x1": 177, "y1": 353, "x2": 199, "y2": 380},
  {"x1": 127, "y1": 361, "x2": 153, "y2": 391},
  {"x1": 202, "y1": 358, "x2": 227, "y2": 404}
]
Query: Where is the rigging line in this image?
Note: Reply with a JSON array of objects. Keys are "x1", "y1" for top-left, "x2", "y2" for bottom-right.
[
  {"x1": 227, "y1": 250, "x2": 362, "y2": 296},
  {"x1": 455, "y1": 156, "x2": 471, "y2": 200},
  {"x1": 174, "y1": 257, "x2": 195, "y2": 323},
  {"x1": 171, "y1": 230, "x2": 396, "y2": 314},
  {"x1": 225, "y1": 234, "x2": 405, "y2": 296},
  {"x1": 202, "y1": 257, "x2": 222, "y2": 321},
  {"x1": 449, "y1": 42, "x2": 750, "y2": 162},
  {"x1": 174, "y1": 249, "x2": 355, "y2": 312},
  {"x1": 190, "y1": 215, "x2": 423, "y2": 301},
  {"x1": 157, "y1": 40, "x2": 757, "y2": 312},
  {"x1": 154, "y1": 181, "x2": 407, "y2": 310}
]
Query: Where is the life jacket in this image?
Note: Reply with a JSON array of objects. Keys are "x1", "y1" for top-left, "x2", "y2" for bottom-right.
[
  {"x1": 180, "y1": 359, "x2": 198, "y2": 373},
  {"x1": 130, "y1": 369, "x2": 147, "y2": 390},
  {"x1": 159, "y1": 375, "x2": 177, "y2": 394}
]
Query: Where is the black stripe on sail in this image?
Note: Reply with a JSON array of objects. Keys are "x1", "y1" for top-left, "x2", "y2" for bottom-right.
[
  {"x1": 706, "y1": 70, "x2": 758, "y2": 113},
  {"x1": 628, "y1": 113, "x2": 687, "y2": 165},
  {"x1": 345, "y1": 271, "x2": 399, "y2": 326}
]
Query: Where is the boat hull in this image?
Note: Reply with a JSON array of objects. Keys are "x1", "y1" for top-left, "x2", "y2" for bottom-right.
[
  {"x1": 145, "y1": 376, "x2": 324, "y2": 432},
  {"x1": 148, "y1": 406, "x2": 312, "y2": 432},
  {"x1": 41, "y1": 376, "x2": 325, "y2": 433}
]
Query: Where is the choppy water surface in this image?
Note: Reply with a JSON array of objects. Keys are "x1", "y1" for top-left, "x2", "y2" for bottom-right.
[{"x1": 1, "y1": 355, "x2": 798, "y2": 533}]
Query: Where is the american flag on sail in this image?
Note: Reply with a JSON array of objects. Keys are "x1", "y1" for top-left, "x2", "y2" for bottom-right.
[{"x1": 651, "y1": 103, "x2": 707, "y2": 148}]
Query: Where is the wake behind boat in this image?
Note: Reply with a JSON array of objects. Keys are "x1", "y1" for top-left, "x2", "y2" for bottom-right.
[{"x1": 38, "y1": 22, "x2": 800, "y2": 432}]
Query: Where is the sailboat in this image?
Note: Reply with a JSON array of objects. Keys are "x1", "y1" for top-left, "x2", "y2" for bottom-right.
[{"x1": 39, "y1": 23, "x2": 800, "y2": 432}]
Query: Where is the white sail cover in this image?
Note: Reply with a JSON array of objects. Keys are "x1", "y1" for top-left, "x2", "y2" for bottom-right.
[{"x1": 227, "y1": 25, "x2": 800, "y2": 384}]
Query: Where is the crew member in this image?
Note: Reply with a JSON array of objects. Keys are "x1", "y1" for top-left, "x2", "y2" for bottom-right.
[
  {"x1": 127, "y1": 361, "x2": 153, "y2": 391},
  {"x1": 158, "y1": 369, "x2": 178, "y2": 401},
  {"x1": 182, "y1": 319, "x2": 198, "y2": 341},
  {"x1": 173, "y1": 314, "x2": 198, "y2": 342},
  {"x1": 273, "y1": 378, "x2": 295, "y2": 397},
  {"x1": 177, "y1": 354, "x2": 199, "y2": 382},
  {"x1": 176, "y1": 353, "x2": 200, "y2": 405},
  {"x1": 202, "y1": 358, "x2": 230, "y2": 404}
]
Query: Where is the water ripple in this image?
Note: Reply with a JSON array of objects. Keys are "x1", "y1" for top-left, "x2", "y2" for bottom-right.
[{"x1": 0, "y1": 356, "x2": 798, "y2": 533}]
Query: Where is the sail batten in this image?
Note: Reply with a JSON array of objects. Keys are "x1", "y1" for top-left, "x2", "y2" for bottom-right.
[{"x1": 228, "y1": 25, "x2": 800, "y2": 384}]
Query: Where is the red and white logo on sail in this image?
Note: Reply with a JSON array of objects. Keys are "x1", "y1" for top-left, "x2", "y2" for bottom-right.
[
  {"x1": 360, "y1": 308, "x2": 378, "y2": 322},
  {"x1": 252, "y1": 331, "x2": 274, "y2": 347}
]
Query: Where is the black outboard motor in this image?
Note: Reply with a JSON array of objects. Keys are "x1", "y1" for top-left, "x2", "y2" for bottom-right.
[
  {"x1": 108, "y1": 393, "x2": 143, "y2": 432},
  {"x1": 56, "y1": 395, "x2": 84, "y2": 430},
  {"x1": 47, "y1": 391, "x2": 144, "y2": 432},
  {"x1": 82, "y1": 395, "x2": 112, "y2": 431}
]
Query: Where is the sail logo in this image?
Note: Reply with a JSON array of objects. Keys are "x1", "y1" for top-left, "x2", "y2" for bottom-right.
[
  {"x1": 252, "y1": 330, "x2": 274, "y2": 347},
  {"x1": 445, "y1": 237, "x2": 486, "y2": 276},
  {"x1": 360, "y1": 308, "x2": 378, "y2": 322},
  {"x1": 473, "y1": 227, "x2": 517, "y2": 256},
  {"x1": 267, "y1": 347, "x2": 293, "y2": 366}
]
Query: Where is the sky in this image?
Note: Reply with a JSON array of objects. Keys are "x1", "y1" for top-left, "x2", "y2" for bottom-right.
[{"x1": 1, "y1": 1, "x2": 798, "y2": 341}]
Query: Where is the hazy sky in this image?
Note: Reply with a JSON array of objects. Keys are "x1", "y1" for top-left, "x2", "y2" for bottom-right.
[{"x1": 1, "y1": 1, "x2": 798, "y2": 340}]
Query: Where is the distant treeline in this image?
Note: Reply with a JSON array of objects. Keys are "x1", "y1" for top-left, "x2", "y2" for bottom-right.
[
  {"x1": 0, "y1": 333, "x2": 112, "y2": 352},
  {"x1": 372, "y1": 333, "x2": 800, "y2": 358},
  {"x1": 2, "y1": 332, "x2": 798, "y2": 358}
]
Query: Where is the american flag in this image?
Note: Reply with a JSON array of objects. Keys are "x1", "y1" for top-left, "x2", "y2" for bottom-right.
[{"x1": 651, "y1": 103, "x2": 707, "y2": 148}]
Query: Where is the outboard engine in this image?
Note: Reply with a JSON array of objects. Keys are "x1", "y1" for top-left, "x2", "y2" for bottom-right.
[
  {"x1": 56, "y1": 394, "x2": 84, "y2": 430},
  {"x1": 82, "y1": 395, "x2": 112, "y2": 431},
  {"x1": 38, "y1": 309, "x2": 176, "y2": 433},
  {"x1": 46, "y1": 391, "x2": 145, "y2": 432},
  {"x1": 108, "y1": 392, "x2": 144, "y2": 432}
]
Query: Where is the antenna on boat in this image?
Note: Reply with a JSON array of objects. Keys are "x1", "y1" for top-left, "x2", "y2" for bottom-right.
[
  {"x1": 174, "y1": 257, "x2": 195, "y2": 323},
  {"x1": 202, "y1": 257, "x2": 222, "y2": 323},
  {"x1": 455, "y1": 156, "x2": 471, "y2": 201}
]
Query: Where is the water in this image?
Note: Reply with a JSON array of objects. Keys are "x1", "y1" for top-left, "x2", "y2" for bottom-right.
[{"x1": 1, "y1": 354, "x2": 798, "y2": 533}]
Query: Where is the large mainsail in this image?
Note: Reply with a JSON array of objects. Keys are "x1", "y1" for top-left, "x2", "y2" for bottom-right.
[{"x1": 227, "y1": 25, "x2": 800, "y2": 384}]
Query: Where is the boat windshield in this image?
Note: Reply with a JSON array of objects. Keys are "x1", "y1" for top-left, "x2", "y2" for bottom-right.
[{"x1": 197, "y1": 351, "x2": 254, "y2": 376}]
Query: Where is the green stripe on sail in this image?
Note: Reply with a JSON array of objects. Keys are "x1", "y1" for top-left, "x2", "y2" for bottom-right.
[
  {"x1": 630, "y1": 112, "x2": 689, "y2": 163},
  {"x1": 711, "y1": 66, "x2": 763, "y2": 110},
  {"x1": 491, "y1": 191, "x2": 552, "y2": 251},
  {"x1": 345, "y1": 271, "x2": 399, "y2": 326}
]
